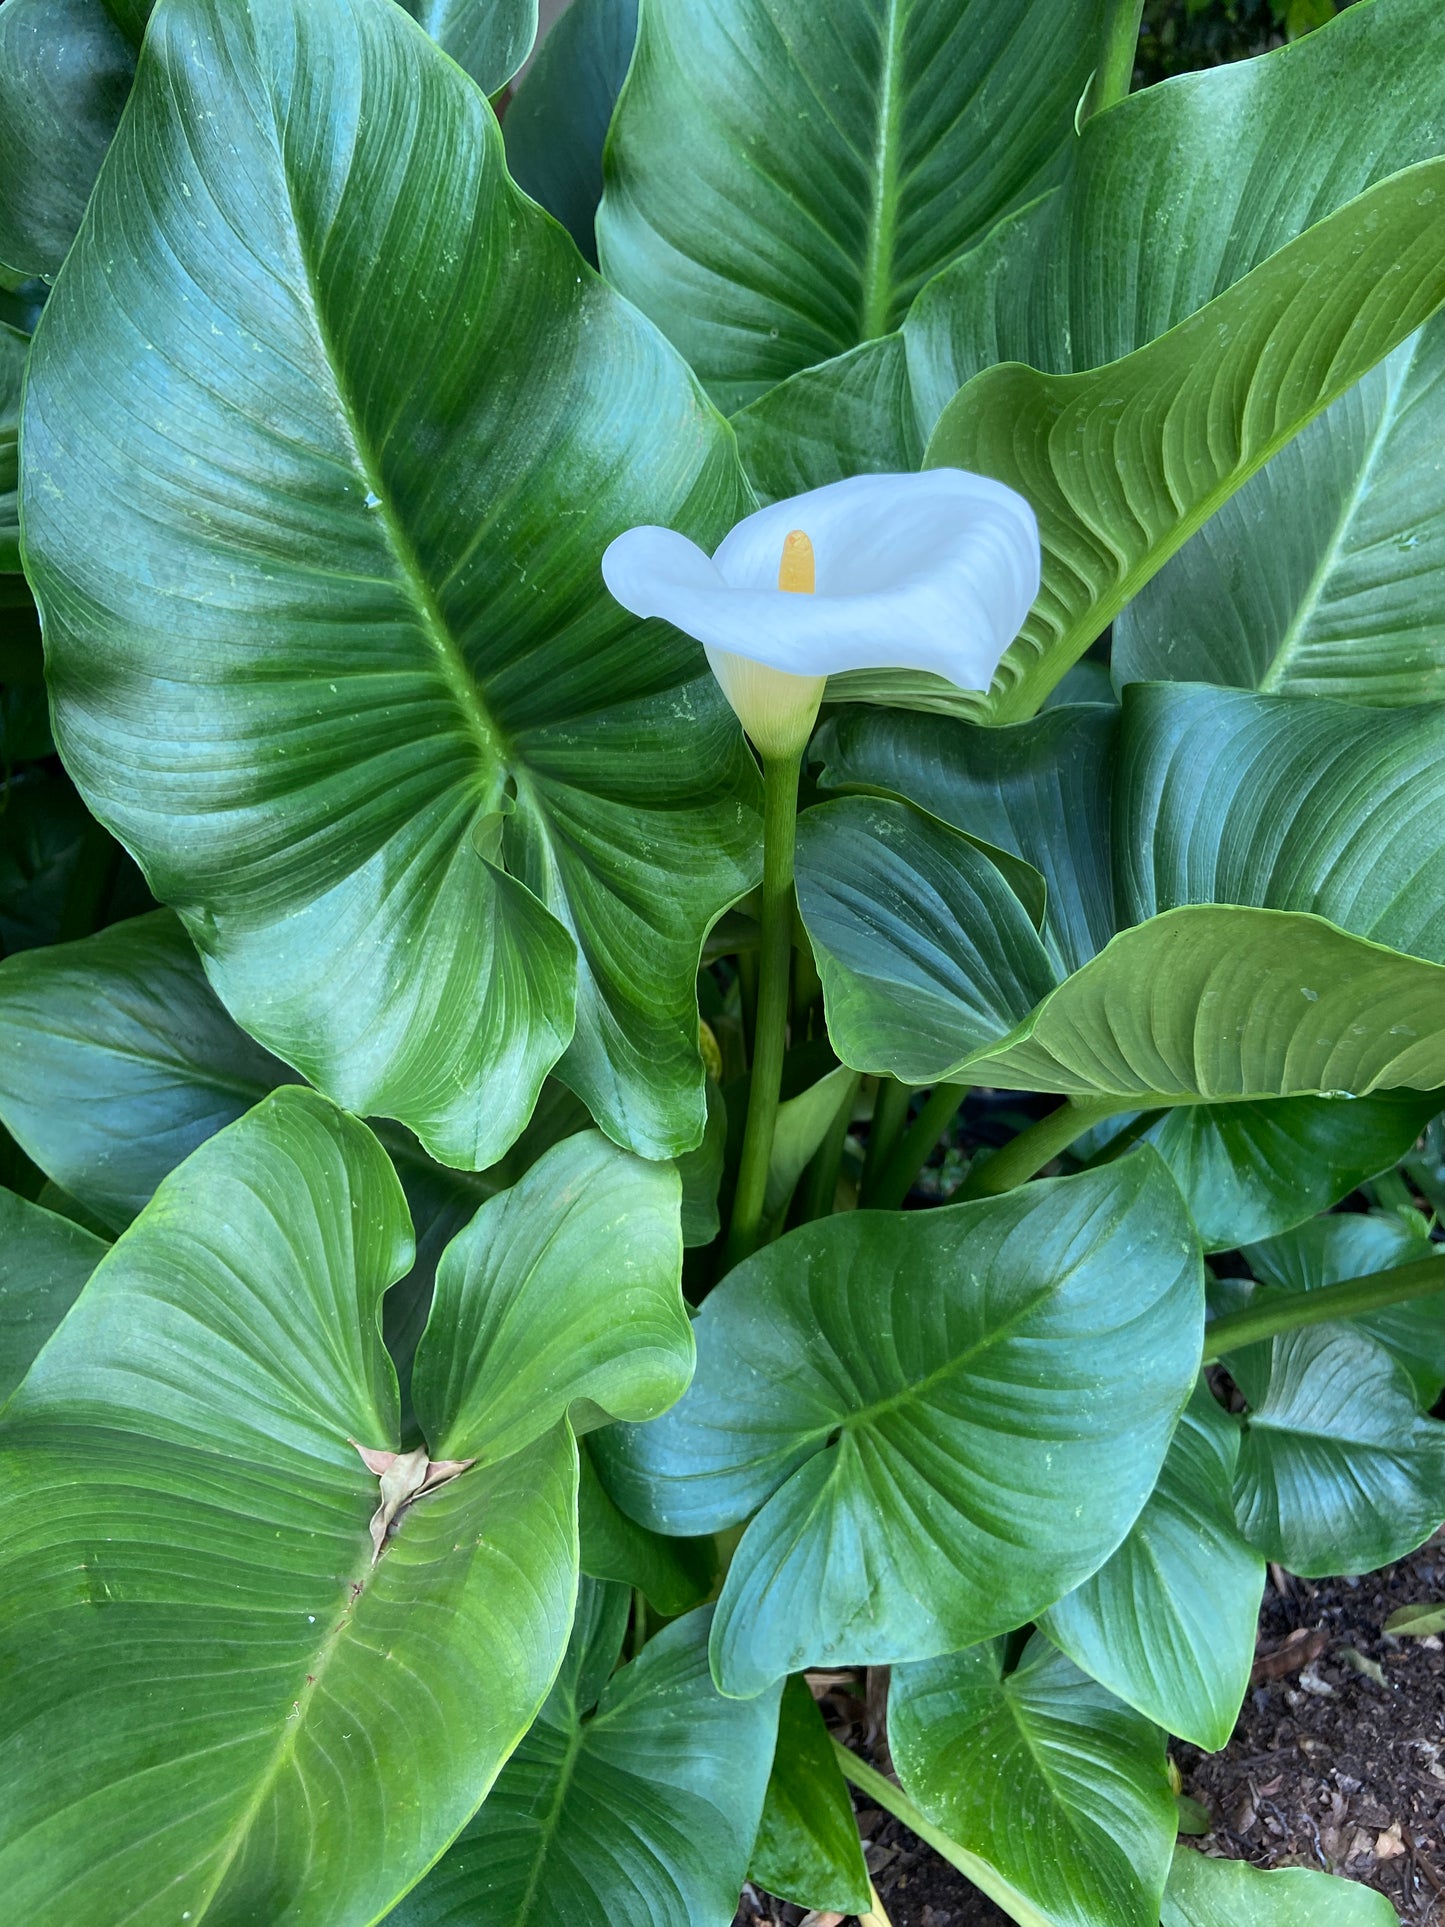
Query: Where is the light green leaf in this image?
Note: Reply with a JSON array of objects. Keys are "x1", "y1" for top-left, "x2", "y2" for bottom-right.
[
  {"x1": 504, "y1": 0, "x2": 638, "y2": 266},
  {"x1": 392, "y1": 1599, "x2": 780, "y2": 1927},
  {"x1": 1245, "y1": 1211, "x2": 1445, "y2": 1405},
  {"x1": 396, "y1": 0, "x2": 538, "y2": 91},
  {"x1": 1115, "y1": 317, "x2": 1445, "y2": 704},
  {"x1": 750, "y1": 1674, "x2": 871, "y2": 1916},
  {"x1": 577, "y1": 1440, "x2": 714, "y2": 1616},
  {"x1": 412, "y1": 1130, "x2": 691, "y2": 1464},
  {"x1": 1041, "y1": 1384, "x2": 1263, "y2": 1752},
  {"x1": 1383, "y1": 1601, "x2": 1445, "y2": 1636},
  {"x1": 926, "y1": 158, "x2": 1445, "y2": 719},
  {"x1": 22, "y1": 0, "x2": 760, "y2": 1171},
  {"x1": 890, "y1": 1634, "x2": 1177, "y2": 1927},
  {"x1": 0, "y1": 1189, "x2": 105, "y2": 1406},
  {"x1": 1231, "y1": 1323, "x2": 1445, "y2": 1574},
  {"x1": 765, "y1": 1065, "x2": 860, "y2": 1226},
  {"x1": 0, "y1": 1085, "x2": 580, "y2": 1924},
  {"x1": 597, "y1": 0, "x2": 1111, "y2": 411},
  {"x1": 600, "y1": 1154, "x2": 1202, "y2": 1696},
  {"x1": 1163, "y1": 1845, "x2": 1402, "y2": 1926},
  {"x1": 736, "y1": 0, "x2": 1445, "y2": 512}
]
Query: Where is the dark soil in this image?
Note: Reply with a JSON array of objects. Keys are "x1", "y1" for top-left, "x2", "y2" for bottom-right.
[{"x1": 736, "y1": 1537, "x2": 1445, "y2": 1927}]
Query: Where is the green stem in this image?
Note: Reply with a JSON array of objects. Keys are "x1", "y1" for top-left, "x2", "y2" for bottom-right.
[
  {"x1": 1204, "y1": 1254, "x2": 1445, "y2": 1361},
  {"x1": 832, "y1": 1743, "x2": 1051, "y2": 1927},
  {"x1": 861, "y1": 1077, "x2": 912, "y2": 1201},
  {"x1": 796, "y1": 1079, "x2": 856, "y2": 1224},
  {"x1": 867, "y1": 1082, "x2": 968, "y2": 1211},
  {"x1": 725, "y1": 751, "x2": 803, "y2": 1267},
  {"x1": 960, "y1": 1096, "x2": 1125, "y2": 1200},
  {"x1": 1084, "y1": 0, "x2": 1145, "y2": 118}
]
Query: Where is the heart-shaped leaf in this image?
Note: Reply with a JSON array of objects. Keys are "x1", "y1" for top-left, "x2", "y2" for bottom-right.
[
  {"x1": 0, "y1": 1084, "x2": 580, "y2": 1924},
  {"x1": 889, "y1": 1634, "x2": 1177, "y2": 1927},
  {"x1": 750, "y1": 1673, "x2": 871, "y2": 1916},
  {"x1": 1040, "y1": 1383, "x2": 1263, "y2": 1752},
  {"x1": 21, "y1": 0, "x2": 759, "y2": 1171},
  {"x1": 0, "y1": 1188, "x2": 104, "y2": 1405},
  {"x1": 1115, "y1": 316, "x2": 1445, "y2": 705},
  {"x1": 412, "y1": 1129, "x2": 691, "y2": 1465},
  {"x1": 393, "y1": 1589, "x2": 781, "y2": 1927},
  {"x1": 504, "y1": 0, "x2": 638, "y2": 266},
  {"x1": 1244, "y1": 1211, "x2": 1445, "y2": 1406},
  {"x1": 1230, "y1": 1323, "x2": 1445, "y2": 1574},
  {"x1": 600, "y1": 1153, "x2": 1202, "y2": 1696},
  {"x1": 597, "y1": 0, "x2": 1112, "y2": 411},
  {"x1": 1162, "y1": 1845, "x2": 1402, "y2": 1926}
]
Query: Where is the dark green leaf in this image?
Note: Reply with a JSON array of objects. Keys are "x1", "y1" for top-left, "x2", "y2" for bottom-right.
[
  {"x1": 1163, "y1": 1845, "x2": 1401, "y2": 1926},
  {"x1": 504, "y1": 0, "x2": 638, "y2": 265},
  {"x1": 22, "y1": 0, "x2": 759, "y2": 1170},
  {"x1": 0, "y1": 1188, "x2": 105, "y2": 1406},
  {"x1": 1231, "y1": 1323, "x2": 1445, "y2": 1574},
  {"x1": 600, "y1": 1154, "x2": 1202, "y2": 1696},
  {"x1": 1041, "y1": 1383, "x2": 1263, "y2": 1752},
  {"x1": 890, "y1": 1634, "x2": 1177, "y2": 1927},
  {"x1": 750, "y1": 1674, "x2": 871, "y2": 1916},
  {"x1": 578, "y1": 1439, "x2": 714, "y2": 1616},
  {"x1": 397, "y1": 0, "x2": 538, "y2": 91},
  {"x1": 598, "y1": 0, "x2": 1111, "y2": 410},
  {"x1": 392, "y1": 1601, "x2": 781, "y2": 1927},
  {"x1": 0, "y1": 1086, "x2": 580, "y2": 1923},
  {"x1": 412, "y1": 1129, "x2": 691, "y2": 1464},
  {"x1": 1245, "y1": 1211, "x2": 1445, "y2": 1405}
]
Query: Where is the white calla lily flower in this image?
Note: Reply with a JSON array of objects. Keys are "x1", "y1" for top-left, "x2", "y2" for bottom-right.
[{"x1": 602, "y1": 470, "x2": 1041, "y2": 758}]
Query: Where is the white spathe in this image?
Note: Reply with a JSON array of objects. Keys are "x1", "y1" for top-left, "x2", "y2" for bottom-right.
[{"x1": 601, "y1": 470, "x2": 1041, "y2": 690}]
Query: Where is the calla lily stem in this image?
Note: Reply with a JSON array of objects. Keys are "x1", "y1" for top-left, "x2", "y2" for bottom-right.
[
  {"x1": 960, "y1": 1095, "x2": 1126, "y2": 1199},
  {"x1": 1203, "y1": 1255, "x2": 1445, "y2": 1361},
  {"x1": 865, "y1": 1081, "x2": 970, "y2": 1211},
  {"x1": 1086, "y1": 0, "x2": 1146, "y2": 119},
  {"x1": 861, "y1": 1077, "x2": 913, "y2": 1200},
  {"x1": 726, "y1": 748, "x2": 804, "y2": 1267}
]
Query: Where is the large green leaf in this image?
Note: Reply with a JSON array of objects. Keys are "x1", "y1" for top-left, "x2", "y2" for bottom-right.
[
  {"x1": 889, "y1": 1634, "x2": 1177, "y2": 1927},
  {"x1": 504, "y1": 0, "x2": 638, "y2": 266},
  {"x1": 1245, "y1": 1210, "x2": 1445, "y2": 1406},
  {"x1": 1162, "y1": 1845, "x2": 1402, "y2": 1926},
  {"x1": 1040, "y1": 1384, "x2": 1263, "y2": 1752},
  {"x1": 22, "y1": 0, "x2": 759, "y2": 1171},
  {"x1": 0, "y1": 0, "x2": 137, "y2": 279},
  {"x1": 577, "y1": 1441, "x2": 714, "y2": 1615},
  {"x1": 735, "y1": 0, "x2": 1445, "y2": 505},
  {"x1": 0, "y1": 1189, "x2": 105, "y2": 1406},
  {"x1": 750, "y1": 1674, "x2": 871, "y2": 1915},
  {"x1": 600, "y1": 1154, "x2": 1202, "y2": 1696},
  {"x1": 597, "y1": 0, "x2": 1111, "y2": 411},
  {"x1": 1114, "y1": 317, "x2": 1445, "y2": 704},
  {"x1": 924, "y1": 158, "x2": 1445, "y2": 719},
  {"x1": 0, "y1": 1085, "x2": 580, "y2": 1924},
  {"x1": 1230, "y1": 1323, "x2": 1445, "y2": 1574},
  {"x1": 393, "y1": 1592, "x2": 780, "y2": 1927},
  {"x1": 798, "y1": 686, "x2": 1445, "y2": 1107},
  {"x1": 412, "y1": 1129, "x2": 691, "y2": 1463}
]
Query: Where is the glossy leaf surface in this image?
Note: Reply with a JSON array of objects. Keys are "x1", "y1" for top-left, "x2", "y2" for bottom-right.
[
  {"x1": 1231, "y1": 1324, "x2": 1445, "y2": 1574},
  {"x1": 412, "y1": 1129, "x2": 691, "y2": 1463},
  {"x1": 1041, "y1": 1384, "x2": 1263, "y2": 1751},
  {"x1": 0, "y1": 1189, "x2": 104, "y2": 1406},
  {"x1": 0, "y1": 1086, "x2": 580, "y2": 1924},
  {"x1": 598, "y1": 0, "x2": 1109, "y2": 410},
  {"x1": 1162, "y1": 1846, "x2": 1402, "y2": 1926},
  {"x1": 22, "y1": 0, "x2": 759, "y2": 1170},
  {"x1": 601, "y1": 1155, "x2": 1202, "y2": 1695},
  {"x1": 1245, "y1": 1211, "x2": 1445, "y2": 1406},
  {"x1": 1115, "y1": 316, "x2": 1445, "y2": 704},
  {"x1": 577, "y1": 1442, "x2": 714, "y2": 1616},
  {"x1": 396, "y1": 0, "x2": 538, "y2": 90},
  {"x1": 394, "y1": 1595, "x2": 780, "y2": 1927},
  {"x1": 750, "y1": 1675, "x2": 871, "y2": 1915},
  {"x1": 890, "y1": 1635, "x2": 1176, "y2": 1927}
]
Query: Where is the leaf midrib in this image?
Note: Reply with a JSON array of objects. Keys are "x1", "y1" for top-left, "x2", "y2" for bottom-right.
[{"x1": 858, "y1": 0, "x2": 907, "y2": 343}]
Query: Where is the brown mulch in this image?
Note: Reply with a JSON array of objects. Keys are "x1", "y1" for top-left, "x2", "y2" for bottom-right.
[{"x1": 736, "y1": 1539, "x2": 1445, "y2": 1927}]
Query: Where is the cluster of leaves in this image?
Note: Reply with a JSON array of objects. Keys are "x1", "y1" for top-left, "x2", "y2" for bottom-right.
[{"x1": 2, "y1": 1, "x2": 1445, "y2": 1925}]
